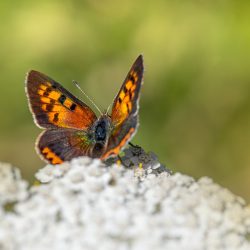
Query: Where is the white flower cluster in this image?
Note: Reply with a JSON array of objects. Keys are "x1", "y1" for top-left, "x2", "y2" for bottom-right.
[
  {"x1": 0, "y1": 157, "x2": 249, "y2": 250},
  {"x1": 0, "y1": 163, "x2": 28, "y2": 206}
]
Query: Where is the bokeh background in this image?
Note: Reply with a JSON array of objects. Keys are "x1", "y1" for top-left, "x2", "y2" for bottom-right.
[{"x1": 0, "y1": 1, "x2": 249, "y2": 201}]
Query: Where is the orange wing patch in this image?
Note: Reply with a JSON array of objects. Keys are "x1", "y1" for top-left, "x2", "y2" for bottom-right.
[
  {"x1": 101, "y1": 127, "x2": 135, "y2": 160},
  {"x1": 111, "y1": 70, "x2": 138, "y2": 126},
  {"x1": 37, "y1": 82, "x2": 82, "y2": 127},
  {"x1": 41, "y1": 147, "x2": 63, "y2": 165}
]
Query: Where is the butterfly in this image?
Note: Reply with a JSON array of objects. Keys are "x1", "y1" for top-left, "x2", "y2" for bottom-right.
[{"x1": 25, "y1": 55, "x2": 144, "y2": 165}]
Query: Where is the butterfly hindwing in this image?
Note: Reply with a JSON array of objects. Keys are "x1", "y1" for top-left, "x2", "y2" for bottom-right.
[
  {"x1": 26, "y1": 70, "x2": 97, "y2": 129},
  {"x1": 37, "y1": 129, "x2": 94, "y2": 164},
  {"x1": 101, "y1": 114, "x2": 138, "y2": 160},
  {"x1": 102, "y1": 55, "x2": 144, "y2": 159}
]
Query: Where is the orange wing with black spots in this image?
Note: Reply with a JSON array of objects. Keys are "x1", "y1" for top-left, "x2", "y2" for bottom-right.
[
  {"x1": 102, "y1": 55, "x2": 144, "y2": 160},
  {"x1": 26, "y1": 70, "x2": 97, "y2": 130},
  {"x1": 111, "y1": 55, "x2": 144, "y2": 126}
]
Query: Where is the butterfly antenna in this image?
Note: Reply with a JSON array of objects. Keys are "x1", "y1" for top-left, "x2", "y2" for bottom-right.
[
  {"x1": 72, "y1": 80, "x2": 102, "y2": 116},
  {"x1": 105, "y1": 103, "x2": 112, "y2": 115},
  {"x1": 106, "y1": 84, "x2": 119, "y2": 115}
]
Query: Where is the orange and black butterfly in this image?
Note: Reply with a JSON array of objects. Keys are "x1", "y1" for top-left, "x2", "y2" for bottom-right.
[{"x1": 25, "y1": 55, "x2": 144, "y2": 164}]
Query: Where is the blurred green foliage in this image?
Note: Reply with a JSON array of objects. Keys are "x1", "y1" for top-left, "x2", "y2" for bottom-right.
[{"x1": 0, "y1": 0, "x2": 249, "y2": 201}]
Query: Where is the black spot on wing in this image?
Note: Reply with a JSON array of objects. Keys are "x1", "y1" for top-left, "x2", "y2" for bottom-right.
[
  {"x1": 46, "y1": 103, "x2": 53, "y2": 112},
  {"x1": 58, "y1": 95, "x2": 66, "y2": 104},
  {"x1": 70, "y1": 103, "x2": 76, "y2": 111},
  {"x1": 50, "y1": 99, "x2": 56, "y2": 105},
  {"x1": 124, "y1": 86, "x2": 128, "y2": 93},
  {"x1": 129, "y1": 75, "x2": 135, "y2": 83},
  {"x1": 53, "y1": 113, "x2": 59, "y2": 122},
  {"x1": 43, "y1": 151, "x2": 48, "y2": 157},
  {"x1": 43, "y1": 87, "x2": 52, "y2": 97},
  {"x1": 47, "y1": 157, "x2": 53, "y2": 162}
]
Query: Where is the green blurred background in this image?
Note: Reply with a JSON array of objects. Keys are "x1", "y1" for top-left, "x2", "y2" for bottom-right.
[{"x1": 0, "y1": 1, "x2": 249, "y2": 201}]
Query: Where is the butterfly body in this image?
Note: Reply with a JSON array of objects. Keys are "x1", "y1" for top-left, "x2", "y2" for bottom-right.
[
  {"x1": 26, "y1": 55, "x2": 144, "y2": 164},
  {"x1": 88, "y1": 115, "x2": 112, "y2": 157}
]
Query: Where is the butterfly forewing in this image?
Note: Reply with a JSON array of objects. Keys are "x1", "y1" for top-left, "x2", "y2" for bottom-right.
[
  {"x1": 102, "y1": 55, "x2": 144, "y2": 159},
  {"x1": 26, "y1": 70, "x2": 97, "y2": 130},
  {"x1": 111, "y1": 55, "x2": 144, "y2": 126}
]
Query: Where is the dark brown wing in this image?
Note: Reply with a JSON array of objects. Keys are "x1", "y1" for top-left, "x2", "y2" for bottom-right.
[
  {"x1": 37, "y1": 128, "x2": 94, "y2": 164},
  {"x1": 26, "y1": 70, "x2": 97, "y2": 130},
  {"x1": 102, "y1": 55, "x2": 144, "y2": 159}
]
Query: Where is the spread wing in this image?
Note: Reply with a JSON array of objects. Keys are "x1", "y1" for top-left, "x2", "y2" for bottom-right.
[
  {"x1": 37, "y1": 129, "x2": 94, "y2": 164},
  {"x1": 25, "y1": 70, "x2": 97, "y2": 130},
  {"x1": 102, "y1": 55, "x2": 144, "y2": 159}
]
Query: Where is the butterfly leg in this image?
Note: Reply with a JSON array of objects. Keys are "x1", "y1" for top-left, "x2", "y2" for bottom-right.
[
  {"x1": 117, "y1": 155, "x2": 127, "y2": 167},
  {"x1": 129, "y1": 142, "x2": 137, "y2": 147}
]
